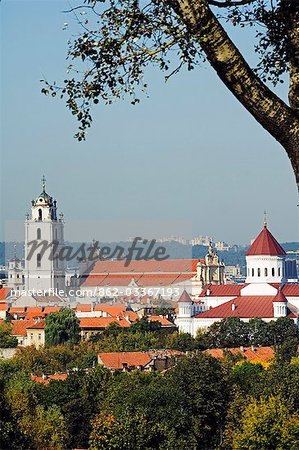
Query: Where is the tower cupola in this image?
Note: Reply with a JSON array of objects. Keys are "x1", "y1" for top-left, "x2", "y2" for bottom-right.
[{"x1": 245, "y1": 214, "x2": 286, "y2": 284}]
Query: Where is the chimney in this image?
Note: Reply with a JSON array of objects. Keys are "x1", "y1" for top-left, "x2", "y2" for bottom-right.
[
  {"x1": 206, "y1": 288, "x2": 210, "y2": 296},
  {"x1": 232, "y1": 303, "x2": 236, "y2": 311},
  {"x1": 251, "y1": 345, "x2": 256, "y2": 352},
  {"x1": 240, "y1": 346, "x2": 244, "y2": 352}
]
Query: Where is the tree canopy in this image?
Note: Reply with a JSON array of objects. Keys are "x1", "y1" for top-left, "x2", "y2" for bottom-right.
[
  {"x1": 43, "y1": 0, "x2": 299, "y2": 186},
  {"x1": 45, "y1": 309, "x2": 81, "y2": 346}
]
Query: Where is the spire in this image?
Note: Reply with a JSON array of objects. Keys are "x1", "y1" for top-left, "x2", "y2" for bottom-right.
[
  {"x1": 263, "y1": 210, "x2": 267, "y2": 228},
  {"x1": 42, "y1": 175, "x2": 46, "y2": 193}
]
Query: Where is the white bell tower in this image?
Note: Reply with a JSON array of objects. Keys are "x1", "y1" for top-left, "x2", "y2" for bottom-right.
[{"x1": 24, "y1": 177, "x2": 65, "y2": 294}]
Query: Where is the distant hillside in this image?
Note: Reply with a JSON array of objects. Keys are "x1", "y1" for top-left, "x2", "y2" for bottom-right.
[{"x1": 0, "y1": 241, "x2": 298, "y2": 271}]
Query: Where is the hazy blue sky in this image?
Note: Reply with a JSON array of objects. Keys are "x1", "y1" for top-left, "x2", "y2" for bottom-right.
[{"x1": 1, "y1": 0, "x2": 298, "y2": 244}]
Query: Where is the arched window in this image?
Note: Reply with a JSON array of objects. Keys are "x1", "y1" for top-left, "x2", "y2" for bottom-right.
[
  {"x1": 38, "y1": 209, "x2": 42, "y2": 221},
  {"x1": 37, "y1": 228, "x2": 41, "y2": 239},
  {"x1": 37, "y1": 253, "x2": 41, "y2": 268},
  {"x1": 252, "y1": 268, "x2": 254, "y2": 277},
  {"x1": 265, "y1": 268, "x2": 268, "y2": 277},
  {"x1": 272, "y1": 267, "x2": 275, "y2": 277},
  {"x1": 278, "y1": 267, "x2": 281, "y2": 276},
  {"x1": 257, "y1": 268, "x2": 261, "y2": 277}
]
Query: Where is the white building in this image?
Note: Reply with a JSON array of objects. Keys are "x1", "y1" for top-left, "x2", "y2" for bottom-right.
[
  {"x1": 23, "y1": 177, "x2": 65, "y2": 293},
  {"x1": 176, "y1": 222, "x2": 299, "y2": 336}
]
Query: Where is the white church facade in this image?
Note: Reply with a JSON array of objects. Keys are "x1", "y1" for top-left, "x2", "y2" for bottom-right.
[{"x1": 175, "y1": 221, "x2": 299, "y2": 336}]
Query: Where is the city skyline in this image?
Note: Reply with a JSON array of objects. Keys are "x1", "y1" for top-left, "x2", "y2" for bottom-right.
[{"x1": 1, "y1": 1, "x2": 299, "y2": 244}]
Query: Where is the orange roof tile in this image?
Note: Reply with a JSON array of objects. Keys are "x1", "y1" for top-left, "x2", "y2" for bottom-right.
[
  {"x1": 199, "y1": 284, "x2": 245, "y2": 297},
  {"x1": 11, "y1": 319, "x2": 35, "y2": 337},
  {"x1": 147, "y1": 315, "x2": 175, "y2": 327},
  {"x1": 76, "y1": 304, "x2": 92, "y2": 312},
  {"x1": 195, "y1": 296, "x2": 298, "y2": 319},
  {"x1": 98, "y1": 351, "x2": 152, "y2": 369},
  {"x1": 82, "y1": 259, "x2": 199, "y2": 287},
  {"x1": 26, "y1": 319, "x2": 46, "y2": 329},
  {"x1": 79, "y1": 317, "x2": 130, "y2": 329},
  {"x1": 0, "y1": 287, "x2": 11, "y2": 300},
  {"x1": 0, "y1": 303, "x2": 8, "y2": 311},
  {"x1": 205, "y1": 346, "x2": 274, "y2": 363}
]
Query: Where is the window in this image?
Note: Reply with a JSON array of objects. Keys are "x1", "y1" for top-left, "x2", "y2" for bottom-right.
[
  {"x1": 17, "y1": 274, "x2": 19, "y2": 278},
  {"x1": 38, "y1": 209, "x2": 42, "y2": 221},
  {"x1": 252, "y1": 268, "x2": 254, "y2": 277},
  {"x1": 272, "y1": 268, "x2": 275, "y2": 276},
  {"x1": 265, "y1": 268, "x2": 268, "y2": 277},
  {"x1": 257, "y1": 268, "x2": 261, "y2": 277},
  {"x1": 247, "y1": 268, "x2": 250, "y2": 276},
  {"x1": 278, "y1": 267, "x2": 281, "y2": 276},
  {"x1": 38, "y1": 333, "x2": 41, "y2": 340},
  {"x1": 37, "y1": 228, "x2": 41, "y2": 239},
  {"x1": 37, "y1": 253, "x2": 41, "y2": 268}
]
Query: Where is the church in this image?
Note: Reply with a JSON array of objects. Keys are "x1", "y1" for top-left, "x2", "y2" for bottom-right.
[
  {"x1": 175, "y1": 221, "x2": 299, "y2": 336},
  {"x1": 7, "y1": 178, "x2": 225, "y2": 304}
]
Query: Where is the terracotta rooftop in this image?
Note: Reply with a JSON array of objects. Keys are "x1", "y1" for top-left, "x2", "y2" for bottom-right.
[
  {"x1": 147, "y1": 315, "x2": 176, "y2": 327},
  {"x1": 178, "y1": 290, "x2": 193, "y2": 303},
  {"x1": 195, "y1": 296, "x2": 298, "y2": 319},
  {"x1": 246, "y1": 226, "x2": 286, "y2": 256},
  {"x1": 0, "y1": 287, "x2": 11, "y2": 300},
  {"x1": 98, "y1": 351, "x2": 152, "y2": 370},
  {"x1": 11, "y1": 319, "x2": 35, "y2": 336},
  {"x1": 205, "y1": 346, "x2": 274, "y2": 363},
  {"x1": 199, "y1": 284, "x2": 246, "y2": 297},
  {"x1": 82, "y1": 259, "x2": 199, "y2": 287},
  {"x1": 79, "y1": 317, "x2": 130, "y2": 329},
  {"x1": 273, "y1": 291, "x2": 287, "y2": 303}
]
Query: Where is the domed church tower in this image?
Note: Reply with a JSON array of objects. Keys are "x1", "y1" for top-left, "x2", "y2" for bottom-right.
[
  {"x1": 245, "y1": 214, "x2": 286, "y2": 285},
  {"x1": 24, "y1": 177, "x2": 65, "y2": 294}
]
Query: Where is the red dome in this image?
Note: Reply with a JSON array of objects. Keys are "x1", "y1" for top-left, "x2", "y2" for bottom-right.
[{"x1": 246, "y1": 226, "x2": 286, "y2": 256}]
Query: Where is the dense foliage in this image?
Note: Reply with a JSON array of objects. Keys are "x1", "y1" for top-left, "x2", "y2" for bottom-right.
[
  {"x1": 0, "y1": 317, "x2": 298, "y2": 449},
  {"x1": 45, "y1": 309, "x2": 81, "y2": 346}
]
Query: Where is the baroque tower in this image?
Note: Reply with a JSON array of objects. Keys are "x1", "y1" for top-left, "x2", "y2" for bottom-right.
[{"x1": 24, "y1": 177, "x2": 65, "y2": 293}]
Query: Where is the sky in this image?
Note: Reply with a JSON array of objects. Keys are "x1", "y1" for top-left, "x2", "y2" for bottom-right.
[{"x1": 1, "y1": 0, "x2": 298, "y2": 245}]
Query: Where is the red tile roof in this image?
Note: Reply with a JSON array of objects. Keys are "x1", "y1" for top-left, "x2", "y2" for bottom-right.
[
  {"x1": 44, "y1": 307, "x2": 61, "y2": 314},
  {"x1": 178, "y1": 290, "x2": 192, "y2": 303},
  {"x1": 195, "y1": 296, "x2": 298, "y2": 319},
  {"x1": 246, "y1": 226, "x2": 286, "y2": 256},
  {"x1": 31, "y1": 373, "x2": 68, "y2": 384},
  {"x1": 273, "y1": 291, "x2": 287, "y2": 303},
  {"x1": 98, "y1": 351, "x2": 152, "y2": 370},
  {"x1": 93, "y1": 304, "x2": 127, "y2": 315},
  {"x1": 79, "y1": 317, "x2": 130, "y2": 329},
  {"x1": 0, "y1": 287, "x2": 11, "y2": 300},
  {"x1": 0, "y1": 303, "x2": 8, "y2": 311},
  {"x1": 282, "y1": 284, "x2": 299, "y2": 296},
  {"x1": 26, "y1": 319, "x2": 46, "y2": 329},
  {"x1": 76, "y1": 304, "x2": 92, "y2": 312},
  {"x1": 205, "y1": 346, "x2": 274, "y2": 363},
  {"x1": 147, "y1": 315, "x2": 175, "y2": 327},
  {"x1": 82, "y1": 259, "x2": 199, "y2": 287},
  {"x1": 11, "y1": 319, "x2": 35, "y2": 337},
  {"x1": 199, "y1": 284, "x2": 245, "y2": 297}
]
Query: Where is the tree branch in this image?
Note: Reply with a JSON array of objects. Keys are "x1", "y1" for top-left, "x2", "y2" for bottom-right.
[
  {"x1": 208, "y1": 0, "x2": 255, "y2": 7},
  {"x1": 173, "y1": 0, "x2": 299, "y2": 185}
]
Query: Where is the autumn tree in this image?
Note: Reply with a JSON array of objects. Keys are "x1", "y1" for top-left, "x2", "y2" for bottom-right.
[
  {"x1": 0, "y1": 322, "x2": 18, "y2": 348},
  {"x1": 44, "y1": 0, "x2": 299, "y2": 187},
  {"x1": 229, "y1": 395, "x2": 299, "y2": 450}
]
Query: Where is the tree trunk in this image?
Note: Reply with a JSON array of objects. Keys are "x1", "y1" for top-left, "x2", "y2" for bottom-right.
[{"x1": 174, "y1": 0, "x2": 299, "y2": 190}]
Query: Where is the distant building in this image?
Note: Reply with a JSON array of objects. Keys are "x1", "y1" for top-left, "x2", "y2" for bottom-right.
[
  {"x1": 176, "y1": 221, "x2": 299, "y2": 336},
  {"x1": 80, "y1": 241, "x2": 225, "y2": 300}
]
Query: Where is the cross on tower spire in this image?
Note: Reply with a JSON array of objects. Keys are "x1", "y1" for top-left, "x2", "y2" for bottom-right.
[
  {"x1": 42, "y1": 175, "x2": 46, "y2": 193},
  {"x1": 263, "y1": 210, "x2": 267, "y2": 228}
]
